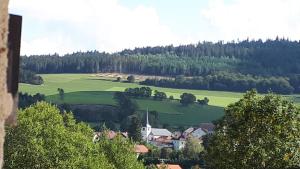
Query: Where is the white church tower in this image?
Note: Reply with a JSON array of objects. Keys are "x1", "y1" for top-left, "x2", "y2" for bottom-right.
[{"x1": 141, "y1": 108, "x2": 151, "y2": 142}]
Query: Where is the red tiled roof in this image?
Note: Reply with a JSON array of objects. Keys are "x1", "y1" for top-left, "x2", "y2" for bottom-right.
[
  {"x1": 134, "y1": 145, "x2": 149, "y2": 153},
  {"x1": 157, "y1": 164, "x2": 182, "y2": 169}
]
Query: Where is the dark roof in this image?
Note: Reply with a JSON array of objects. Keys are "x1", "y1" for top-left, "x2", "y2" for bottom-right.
[{"x1": 199, "y1": 123, "x2": 215, "y2": 132}]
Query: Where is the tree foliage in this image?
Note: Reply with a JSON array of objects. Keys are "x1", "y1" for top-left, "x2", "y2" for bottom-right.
[
  {"x1": 19, "y1": 68, "x2": 44, "y2": 85},
  {"x1": 140, "y1": 72, "x2": 295, "y2": 94},
  {"x1": 114, "y1": 92, "x2": 138, "y2": 121},
  {"x1": 180, "y1": 93, "x2": 196, "y2": 106},
  {"x1": 127, "y1": 75, "x2": 135, "y2": 83},
  {"x1": 183, "y1": 137, "x2": 204, "y2": 160},
  {"x1": 197, "y1": 97, "x2": 209, "y2": 105},
  {"x1": 21, "y1": 39, "x2": 300, "y2": 94},
  {"x1": 205, "y1": 90, "x2": 300, "y2": 169},
  {"x1": 4, "y1": 102, "x2": 145, "y2": 169},
  {"x1": 57, "y1": 88, "x2": 65, "y2": 100},
  {"x1": 97, "y1": 131, "x2": 145, "y2": 169},
  {"x1": 18, "y1": 92, "x2": 45, "y2": 109},
  {"x1": 125, "y1": 87, "x2": 152, "y2": 98},
  {"x1": 153, "y1": 90, "x2": 167, "y2": 101},
  {"x1": 128, "y1": 116, "x2": 142, "y2": 142},
  {"x1": 4, "y1": 102, "x2": 112, "y2": 169}
]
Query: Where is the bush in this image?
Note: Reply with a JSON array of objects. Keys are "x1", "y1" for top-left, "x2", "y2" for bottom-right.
[
  {"x1": 180, "y1": 93, "x2": 196, "y2": 106},
  {"x1": 127, "y1": 75, "x2": 135, "y2": 83}
]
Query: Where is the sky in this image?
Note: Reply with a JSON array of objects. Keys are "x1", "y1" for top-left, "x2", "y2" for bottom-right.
[{"x1": 9, "y1": 0, "x2": 300, "y2": 55}]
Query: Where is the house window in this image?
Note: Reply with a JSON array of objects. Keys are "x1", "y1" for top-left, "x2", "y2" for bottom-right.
[{"x1": 142, "y1": 128, "x2": 145, "y2": 131}]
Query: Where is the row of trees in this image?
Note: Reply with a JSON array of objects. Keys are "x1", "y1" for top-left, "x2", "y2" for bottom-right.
[
  {"x1": 19, "y1": 68, "x2": 44, "y2": 85},
  {"x1": 124, "y1": 87, "x2": 168, "y2": 101},
  {"x1": 124, "y1": 87, "x2": 208, "y2": 106},
  {"x1": 125, "y1": 87, "x2": 152, "y2": 98},
  {"x1": 21, "y1": 39, "x2": 300, "y2": 77},
  {"x1": 140, "y1": 72, "x2": 298, "y2": 94},
  {"x1": 18, "y1": 92, "x2": 45, "y2": 109}
]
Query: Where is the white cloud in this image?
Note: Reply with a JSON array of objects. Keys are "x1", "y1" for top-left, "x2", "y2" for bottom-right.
[
  {"x1": 201, "y1": 0, "x2": 300, "y2": 41},
  {"x1": 9, "y1": 0, "x2": 300, "y2": 55},
  {"x1": 9, "y1": 0, "x2": 181, "y2": 55}
]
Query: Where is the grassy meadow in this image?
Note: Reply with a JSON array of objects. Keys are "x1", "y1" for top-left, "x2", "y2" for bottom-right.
[{"x1": 19, "y1": 74, "x2": 300, "y2": 125}]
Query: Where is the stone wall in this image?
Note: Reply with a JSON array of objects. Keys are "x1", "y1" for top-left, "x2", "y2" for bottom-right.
[{"x1": 0, "y1": 0, "x2": 13, "y2": 168}]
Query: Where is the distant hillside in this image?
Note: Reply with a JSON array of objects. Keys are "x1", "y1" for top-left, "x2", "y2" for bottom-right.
[
  {"x1": 20, "y1": 38, "x2": 300, "y2": 94},
  {"x1": 21, "y1": 38, "x2": 300, "y2": 76}
]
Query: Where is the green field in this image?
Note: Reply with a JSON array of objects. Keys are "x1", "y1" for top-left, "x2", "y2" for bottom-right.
[{"x1": 19, "y1": 74, "x2": 300, "y2": 126}]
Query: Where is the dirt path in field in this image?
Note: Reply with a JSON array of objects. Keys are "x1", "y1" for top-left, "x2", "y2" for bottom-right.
[{"x1": 91, "y1": 73, "x2": 174, "y2": 82}]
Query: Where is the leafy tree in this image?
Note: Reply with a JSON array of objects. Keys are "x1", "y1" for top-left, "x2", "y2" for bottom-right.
[
  {"x1": 140, "y1": 87, "x2": 152, "y2": 98},
  {"x1": 183, "y1": 136, "x2": 204, "y2": 160},
  {"x1": 114, "y1": 92, "x2": 138, "y2": 120},
  {"x1": 18, "y1": 92, "x2": 45, "y2": 109},
  {"x1": 125, "y1": 87, "x2": 152, "y2": 98},
  {"x1": 161, "y1": 148, "x2": 173, "y2": 159},
  {"x1": 128, "y1": 116, "x2": 142, "y2": 142},
  {"x1": 4, "y1": 102, "x2": 113, "y2": 169},
  {"x1": 153, "y1": 90, "x2": 167, "y2": 100},
  {"x1": 98, "y1": 131, "x2": 145, "y2": 169},
  {"x1": 127, "y1": 75, "x2": 135, "y2": 83},
  {"x1": 197, "y1": 97, "x2": 209, "y2": 105},
  {"x1": 205, "y1": 90, "x2": 300, "y2": 169},
  {"x1": 19, "y1": 68, "x2": 44, "y2": 85},
  {"x1": 169, "y1": 95, "x2": 174, "y2": 100},
  {"x1": 5, "y1": 102, "x2": 145, "y2": 169},
  {"x1": 57, "y1": 88, "x2": 65, "y2": 100},
  {"x1": 180, "y1": 93, "x2": 196, "y2": 106}
]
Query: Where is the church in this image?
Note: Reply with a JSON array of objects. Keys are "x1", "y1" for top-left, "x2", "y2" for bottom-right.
[{"x1": 141, "y1": 110, "x2": 172, "y2": 143}]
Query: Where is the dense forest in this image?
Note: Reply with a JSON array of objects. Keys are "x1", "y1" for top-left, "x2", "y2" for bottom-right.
[
  {"x1": 20, "y1": 38, "x2": 300, "y2": 94},
  {"x1": 19, "y1": 68, "x2": 43, "y2": 85},
  {"x1": 140, "y1": 72, "x2": 300, "y2": 94}
]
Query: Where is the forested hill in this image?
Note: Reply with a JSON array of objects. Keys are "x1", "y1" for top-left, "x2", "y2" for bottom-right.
[{"x1": 21, "y1": 38, "x2": 300, "y2": 77}]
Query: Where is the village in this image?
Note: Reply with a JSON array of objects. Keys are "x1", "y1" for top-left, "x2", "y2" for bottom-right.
[{"x1": 93, "y1": 111, "x2": 215, "y2": 169}]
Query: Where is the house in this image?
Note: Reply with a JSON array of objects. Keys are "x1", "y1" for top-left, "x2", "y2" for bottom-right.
[
  {"x1": 172, "y1": 131, "x2": 182, "y2": 139},
  {"x1": 156, "y1": 164, "x2": 182, "y2": 169},
  {"x1": 134, "y1": 145, "x2": 149, "y2": 158},
  {"x1": 93, "y1": 130, "x2": 128, "y2": 142},
  {"x1": 172, "y1": 138, "x2": 186, "y2": 150},
  {"x1": 199, "y1": 123, "x2": 215, "y2": 134},
  {"x1": 150, "y1": 128, "x2": 172, "y2": 140},
  {"x1": 182, "y1": 127, "x2": 194, "y2": 138},
  {"x1": 191, "y1": 128, "x2": 206, "y2": 139},
  {"x1": 150, "y1": 137, "x2": 173, "y2": 149}
]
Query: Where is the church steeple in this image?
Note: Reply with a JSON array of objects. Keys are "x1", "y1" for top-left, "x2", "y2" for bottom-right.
[
  {"x1": 146, "y1": 108, "x2": 149, "y2": 126},
  {"x1": 141, "y1": 108, "x2": 152, "y2": 143}
]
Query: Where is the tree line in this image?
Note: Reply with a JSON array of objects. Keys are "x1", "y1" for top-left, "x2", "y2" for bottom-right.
[
  {"x1": 140, "y1": 72, "x2": 299, "y2": 94},
  {"x1": 21, "y1": 38, "x2": 300, "y2": 77},
  {"x1": 19, "y1": 68, "x2": 43, "y2": 85}
]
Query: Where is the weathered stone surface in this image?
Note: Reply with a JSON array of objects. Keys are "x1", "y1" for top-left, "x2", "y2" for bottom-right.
[{"x1": 0, "y1": 0, "x2": 12, "y2": 168}]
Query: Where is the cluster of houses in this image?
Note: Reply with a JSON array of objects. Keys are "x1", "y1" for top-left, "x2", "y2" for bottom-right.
[
  {"x1": 93, "y1": 111, "x2": 215, "y2": 169},
  {"x1": 141, "y1": 111, "x2": 215, "y2": 150}
]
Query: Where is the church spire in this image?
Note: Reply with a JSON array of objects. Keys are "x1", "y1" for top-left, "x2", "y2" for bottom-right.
[{"x1": 146, "y1": 108, "x2": 149, "y2": 125}]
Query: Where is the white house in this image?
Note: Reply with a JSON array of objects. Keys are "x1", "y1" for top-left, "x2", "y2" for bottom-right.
[
  {"x1": 149, "y1": 128, "x2": 172, "y2": 140},
  {"x1": 172, "y1": 138, "x2": 186, "y2": 150}
]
